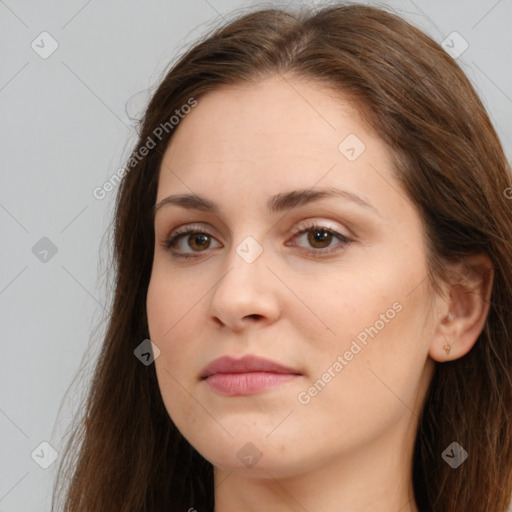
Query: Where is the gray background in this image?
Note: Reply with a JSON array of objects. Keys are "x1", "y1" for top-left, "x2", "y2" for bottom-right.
[{"x1": 1, "y1": 1, "x2": 511, "y2": 510}]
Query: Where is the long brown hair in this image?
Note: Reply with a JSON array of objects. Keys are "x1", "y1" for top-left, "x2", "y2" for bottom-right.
[{"x1": 52, "y1": 3, "x2": 512, "y2": 511}]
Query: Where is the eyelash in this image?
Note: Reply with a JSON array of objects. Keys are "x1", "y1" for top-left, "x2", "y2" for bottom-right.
[{"x1": 162, "y1": 222, "x2": 353, "y2": 260}]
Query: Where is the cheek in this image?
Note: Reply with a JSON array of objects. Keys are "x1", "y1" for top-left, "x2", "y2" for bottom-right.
[
  {"x1": 147, "y1": 284, "x2": 191, "y2": 434},
  {"x1": 147, "y1": 274, "x2": 172, "y2": 345},
  {"x1": 146, "y1": 266, "x2": 209, "y2": 411},
  {"x1": 291, "y1": 297, "x2": 431, "y2": 457},
  {"x1": 146, "y1": 260, "x2": 202, "y2": 344},
  {"x1": 147, "y1": 271, "x2": 194, "y2": 386},
  {"x1": 307, "y1": 249, "x2": 432, "y2": 399}
]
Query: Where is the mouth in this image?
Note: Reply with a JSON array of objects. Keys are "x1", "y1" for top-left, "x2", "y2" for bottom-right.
[{"x1": 200, "y1": 354, "x2": 302, "y2": 396}]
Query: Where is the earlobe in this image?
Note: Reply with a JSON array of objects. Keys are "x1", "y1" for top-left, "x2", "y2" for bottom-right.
[{"x1": 429, "y1": 253, "x2": 494, "y2": 363}]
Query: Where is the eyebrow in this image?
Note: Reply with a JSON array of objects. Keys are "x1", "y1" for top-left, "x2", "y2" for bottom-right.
[{"x1": 153, "y1": 186, "x2": 380, "y2": 217}]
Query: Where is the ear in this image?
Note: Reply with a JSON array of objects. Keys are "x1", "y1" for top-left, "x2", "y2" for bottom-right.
[{"x1": 429, "y1": 253, "x2": 494, "y2": 362}]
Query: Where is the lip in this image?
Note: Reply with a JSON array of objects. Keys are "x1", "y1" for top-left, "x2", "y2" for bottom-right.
[
  {"x1": 200, "y1": 355, "x2": 302, "y2": 396},
  {"x1": 200, "y1": 354, "x2": 300, "y2": 378}
]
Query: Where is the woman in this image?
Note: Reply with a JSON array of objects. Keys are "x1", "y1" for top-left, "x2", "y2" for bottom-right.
[{"x1": 53, "y1": 3, "x2": 512, "y2": 511}]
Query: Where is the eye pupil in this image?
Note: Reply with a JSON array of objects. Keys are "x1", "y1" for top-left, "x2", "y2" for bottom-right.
[
  {"x1": 189, "y1": 233, "x2": 210, "y2": 251},
  {"x1": 308, "y1": 229, "x2": 332, "y2": 248}
]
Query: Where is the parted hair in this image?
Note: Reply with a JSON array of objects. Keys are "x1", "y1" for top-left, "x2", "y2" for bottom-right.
[{"x1": 53, "y1": 3, "x2": 512, "y2": 511}]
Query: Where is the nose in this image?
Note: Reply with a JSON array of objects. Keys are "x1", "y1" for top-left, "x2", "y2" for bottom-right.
[{"x1": 208, "y1": 238, "x2": 281, "y2": 331}]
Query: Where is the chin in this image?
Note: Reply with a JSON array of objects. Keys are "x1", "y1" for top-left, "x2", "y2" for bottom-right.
[{"x1": 186, "y1": 430, "x2": 317, "y2": 479}]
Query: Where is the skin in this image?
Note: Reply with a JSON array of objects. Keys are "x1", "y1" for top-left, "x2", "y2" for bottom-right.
[{"x1": 146, "y1": 74, "x2": 493, "y2": 511}]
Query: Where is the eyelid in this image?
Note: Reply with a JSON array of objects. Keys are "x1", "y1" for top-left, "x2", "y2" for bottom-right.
[
  {"x1": 166, "y1": 218, "x2": 348, "y2": 241},
  {"x1": 168, "y1": 222, "x2": 217, "y2": 239},
  {"x1": 285, "y1": 222, "x2": 352, "y2": 256},
  {"x1": 289, "y1": 218, "x2": 348, "y2": 238},
  {"x1": 163, "y1": 222, "x2": 222, "y2": 251},
  {"x1": 162, "y1": 219, "x2": 353, "y2": 258}
]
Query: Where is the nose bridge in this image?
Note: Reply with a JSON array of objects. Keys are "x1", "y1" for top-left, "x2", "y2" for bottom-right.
[
  {"x1": 217, "y1": 232, "x2": 267, "y2": 293},
  {"x1": 208, "y1": 231, "x2": 280, "y2": 327}
]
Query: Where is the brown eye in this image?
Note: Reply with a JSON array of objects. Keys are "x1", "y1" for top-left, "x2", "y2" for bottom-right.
[
  {"x1": 164, "y1": 228, "x2": 222, "y2": 258},
  {"x1": 307, "y1": 229, "x2": 333, "y2": 249},
  {"x1": 186, "y1": 233, "x2": 211, "y2": 251},
  {"x1": 288, "y1": 223, "x2": 353, "y2": 257},
  {"x1": 163, "y1": 222, "x2": 352, "y2": 260}
]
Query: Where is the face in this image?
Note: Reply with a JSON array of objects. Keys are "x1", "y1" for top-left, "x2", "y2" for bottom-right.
[{"x1": 146, "y1": 74, "x2": 437, "y2": 479}]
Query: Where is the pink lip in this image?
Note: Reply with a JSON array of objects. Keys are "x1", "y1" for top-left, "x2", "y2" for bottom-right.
[{"x1": 200, "y1": 355, "x2": 302, "y2": 396}]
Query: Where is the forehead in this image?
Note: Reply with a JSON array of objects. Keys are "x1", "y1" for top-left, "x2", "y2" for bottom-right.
[
  {"x1": 155, "y1": 75, "x2": 411, "y2": 226},
  {"x1": 159, "y1": 76, "x2": 389, "y2": 176}
]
